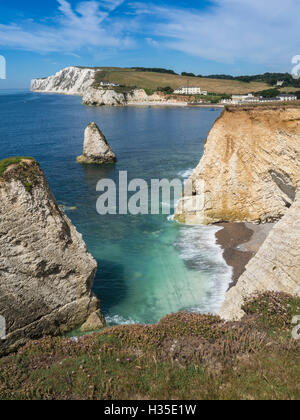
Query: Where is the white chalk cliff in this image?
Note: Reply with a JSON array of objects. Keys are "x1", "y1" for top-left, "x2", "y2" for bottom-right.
[
  {"x1": 0, "y1": 158, "x2": 105, "y2": 355},
  {"x1": 31, "y1": 67, "x2": 97, "y2": 95}
]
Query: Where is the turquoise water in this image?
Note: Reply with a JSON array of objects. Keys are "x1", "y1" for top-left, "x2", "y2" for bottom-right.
[{"x1": 0, "y1": 90, "x2": 232, "y2": 325}]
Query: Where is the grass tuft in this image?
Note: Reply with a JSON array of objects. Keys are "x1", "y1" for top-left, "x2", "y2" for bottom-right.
[{"x1": 0, "y1": 157, "x2": 34, "y2": 177}]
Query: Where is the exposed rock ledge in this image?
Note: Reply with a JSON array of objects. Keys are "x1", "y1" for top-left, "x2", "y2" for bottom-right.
[
  {"x1": 174, "y1": 105, "x2": 300, "y2": 320},
  {"x1": 82, "y1": 87, "x2": 188, "y2": 107},
  {"x1": 220, "y1": 187, "x2": 300, "y2": 320},
  {"x1": 175, "y1": 106, "x2": 300, "y2": 224},
  {"x1": 0, "y1": 158, "x2": 105, "y2": 355}
]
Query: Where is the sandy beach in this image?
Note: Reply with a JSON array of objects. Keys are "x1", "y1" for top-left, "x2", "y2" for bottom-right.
[{"x1": 216, "y1": 222, "x2": 275, "y2": 287}]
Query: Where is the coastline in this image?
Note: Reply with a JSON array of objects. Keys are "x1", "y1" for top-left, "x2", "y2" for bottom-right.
[
  {"x1": 215, "y1": 222, "x2": 274, "y2": 287},
  {"x1": 30, "y1": 89, "x2": 225, "y2": 108}
]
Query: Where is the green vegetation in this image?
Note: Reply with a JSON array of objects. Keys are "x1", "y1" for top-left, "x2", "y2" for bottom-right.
[
  {"x1": 25, "y1": 182, "x2": 33, "y2": 193},
  {"x1": 132, "y1": 67, "x2": 177, "y2": 75},
  {"x1": 181, "y1": 72, "x2": 197, "y2": 77},
  {"x1": 157, "y1": 86, "x2": 174, "y2": 94},
  {"x1": 0, "y1": 157, "x2": 34, "y2": 177},
  {"x1": 254, "y1": 88, "x2": 280, "y2": 98},
  {"x1": 0, "y1": 292, "x2": 299, "y2": 400}
]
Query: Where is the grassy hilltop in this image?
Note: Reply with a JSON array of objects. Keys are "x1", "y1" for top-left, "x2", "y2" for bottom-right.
[{"x1": 88, "y1": 67, "x2": 273, "y2": 95}]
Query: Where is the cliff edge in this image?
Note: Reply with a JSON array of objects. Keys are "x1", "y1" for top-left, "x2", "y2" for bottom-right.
[
  {"x1": 174, "y1": 104, "x2": 300, "y2": 320},
  {"x1": 175, "y1": 105, "x2": 300, "y2": 224},
  {"x1": 220, "y1": 186, "x2": 300, "y2": 320},
  {"x1": 0, "y1": 158, "x2": 105, "y2": 355}
]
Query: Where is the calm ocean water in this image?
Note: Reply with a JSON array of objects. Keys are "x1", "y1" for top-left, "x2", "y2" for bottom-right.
[{"x1": 0, "y1": 90, "x2": 232, "y2": 325}]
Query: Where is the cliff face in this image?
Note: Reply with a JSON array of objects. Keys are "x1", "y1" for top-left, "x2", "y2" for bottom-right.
[
  {"x1": 220, "y1": 187, "x2": 300, "y2": 320},
  {"x1": 31, "y1": 67, "x2": 189, "y2": 106},
  {"x1": 0, "y1": 159, "x2": 105, "y2": 355},
  {"x1": 81, "y1": 87, "x2": 186, "y2": 106},
  {"x1": 175, "y1": 106, "x2": 300, "y2": 224},
  {"x1": 31, "y1": 67, "x2": 96, "y2": 95}
]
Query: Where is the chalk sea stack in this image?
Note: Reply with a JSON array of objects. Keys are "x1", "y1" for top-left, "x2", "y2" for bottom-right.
[
  {"x1": 0, "y1": 158, "x2": 105, "y2": 355},
  {"x1": 77, "y1": 122, "x2": 117, "y2": 164}
]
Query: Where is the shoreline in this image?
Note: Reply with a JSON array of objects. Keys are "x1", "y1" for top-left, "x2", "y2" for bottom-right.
[
  {"x1": 215, "y1": 222, "x2": 274, "y2": 287},
  {"x1": 31, "y1": 90, "x2": 225, "y2": 108}
]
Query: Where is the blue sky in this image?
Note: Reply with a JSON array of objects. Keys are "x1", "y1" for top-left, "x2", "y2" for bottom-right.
[{"x1": 0, "y1": 0, "x2": 299, "y2": 88}]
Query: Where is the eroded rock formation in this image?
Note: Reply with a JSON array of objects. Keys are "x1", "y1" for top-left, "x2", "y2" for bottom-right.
[
  {"x1": 0, "y1": 158, "x2": 105, "y2": 355},
  {"x1": 77, "y1": 122, "x2": 117, "y2": 164},
  {"x1": 220, "y1": 186, "x2": 300, "y2": 320},
  {"x1": 175, "y1": 105, "x2": 300, "y2": 224}
]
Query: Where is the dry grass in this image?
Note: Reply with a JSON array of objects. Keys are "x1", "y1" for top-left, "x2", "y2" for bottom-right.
[
  {"x1": 93, "y1": 69, "x2": 274, "y2": 94},
  {"x1": 0, "y1": 292, "x2": 299, "y2": 400}
]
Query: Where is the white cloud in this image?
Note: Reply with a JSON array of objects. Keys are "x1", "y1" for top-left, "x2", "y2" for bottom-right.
[
  {"x1": 146, "y1": 37, "x2": 158, "y2": 47},
  {"x1": 0, "y1": 0, "x2": 129, "y2": 53},
  {"x1": 0, "y1": 0, "x2": 299, "y2": 70},
  {"x1": 131, "y1": 0, "x2": 300, "y2": 68}
]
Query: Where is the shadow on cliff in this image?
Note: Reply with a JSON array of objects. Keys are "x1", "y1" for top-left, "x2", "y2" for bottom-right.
[{"x1": 92, "y1": 260, "x2": 127, "y2": 315}]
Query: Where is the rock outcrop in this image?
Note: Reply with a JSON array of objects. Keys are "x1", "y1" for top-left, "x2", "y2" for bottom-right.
[
  {"x1": 77, "y1": 122, "x2": 117, "y2": 164},
  {"x1": 175, "y1": 105, "x2": 300, "y2": 224},
  {"x1": 82, "y1": 88, "x2": 186, "y2": 107},
  {"x1": 31, "y1": 67, "x2": 97, "y2": 95},
  {"x1": 0, "y1": 158, "x2": 105, "y2": 355},
  {"x1": 220, "y1": 186, "x2": 300, "y2": 320},
  {"x1": 31, "y1": 67, "x2": 189, "y2": 106}
]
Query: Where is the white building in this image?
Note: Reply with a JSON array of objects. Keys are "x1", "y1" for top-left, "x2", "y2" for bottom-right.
[
  {"x1": 223, "y1": 94, "x2": 259, "y2": 105},
  {"x1": 100, "y1": 81, "x2": 120, "y2": 87},
  {"x1": 277, "y1": 93, "x2": 297, "y2": 101},
  {"x1": 174, "y1": 86, "x2": 207, "y2": 95},
  {"x1": 221, "y1": 92, "x2": 298, "y2": 106}
]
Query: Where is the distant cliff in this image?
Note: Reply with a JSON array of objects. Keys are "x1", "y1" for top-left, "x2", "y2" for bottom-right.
[
  {"x1": 31, "y1": 67, "x2": 189, "y2": 106},
  {"x1": 31, "y1": 67, "x2": 97, "y2": 95},
  {"x1": 175, "y1": 105, "x2": 300, "y2": 224},
  {"x1": 0, "y1": 158, "x2": 105, "y2": 355}
]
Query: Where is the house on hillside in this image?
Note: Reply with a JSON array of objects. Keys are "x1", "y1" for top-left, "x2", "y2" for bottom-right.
[
  {"x1": 100, "y1": 81, "x2": 120, "y2": 87},
  {"x1": 277, "y1": 93, "x2": 297, "y2": 101},
  {"x1": 222, "y1": 94, "x2": 260, "y2": 105},
  {"x1": 174, "y1": 86, "x2": 207, "y2": 95}
]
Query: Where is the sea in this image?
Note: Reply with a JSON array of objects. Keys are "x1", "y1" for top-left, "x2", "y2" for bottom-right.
[{"x1": 0, "y1": 89, "x2": 232, "y2": 325}]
